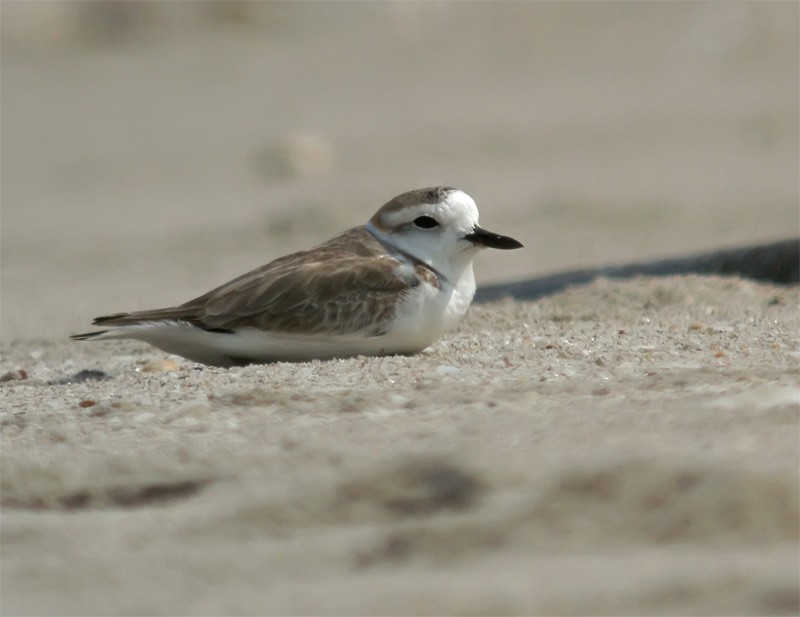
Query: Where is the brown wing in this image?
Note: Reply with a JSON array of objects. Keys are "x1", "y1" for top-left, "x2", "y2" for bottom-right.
[{"x1": 92, "y1": 227, "x2": 429, "y2": 337}]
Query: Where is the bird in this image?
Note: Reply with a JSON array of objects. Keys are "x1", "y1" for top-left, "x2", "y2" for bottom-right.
[{"x1": 72, "y1": 187, "x2": 523, "y2": 367}]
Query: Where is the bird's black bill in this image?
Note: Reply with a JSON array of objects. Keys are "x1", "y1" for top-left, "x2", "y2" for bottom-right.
[{"x1": 465, "y1": 226, "x2": 523, "y2": 250}]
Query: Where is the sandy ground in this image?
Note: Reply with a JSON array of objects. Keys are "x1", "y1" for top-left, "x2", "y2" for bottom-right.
[
  {"x1": 2, "y1": 276, "x2": 799, "y2": 615},
  {"x1": 1, "y1": 3, "x2": 799, "y2": 616}
]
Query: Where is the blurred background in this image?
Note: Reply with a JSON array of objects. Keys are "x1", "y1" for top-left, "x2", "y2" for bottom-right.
[{"x1": 2, "y1": 1, "x2": 798, "y2": 340}]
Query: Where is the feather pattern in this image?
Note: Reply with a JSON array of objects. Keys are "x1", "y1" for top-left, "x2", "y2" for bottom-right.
[{"x1": 92, "y1": 227, "x2": 434, "y2": 337}]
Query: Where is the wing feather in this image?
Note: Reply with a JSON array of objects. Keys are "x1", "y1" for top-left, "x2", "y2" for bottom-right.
[
  {"x1": 197, "y1": 255, "x2": 414, "y2": 335},
  {"x1": 92, "y1": 227, "x2": 430, "y2": 337}
]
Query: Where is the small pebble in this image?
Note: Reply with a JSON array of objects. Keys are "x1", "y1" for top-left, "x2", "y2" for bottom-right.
[
  {"x1": 0, "y1": 369, "x2": 28, "y2": 383},
  {"x1": 140, "y1": 359, "x2": 180, "y2": 373}
]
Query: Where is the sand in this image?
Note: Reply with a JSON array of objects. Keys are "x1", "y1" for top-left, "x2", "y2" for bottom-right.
[
  {"x1": 1, "y1": 3, "x2": 799, "y2": 615},
  {"x1": 2, "y1": 276, "x2": 799, "y2": 615}
]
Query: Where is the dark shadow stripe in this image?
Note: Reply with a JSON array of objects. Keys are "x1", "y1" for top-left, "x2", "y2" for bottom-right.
[{"x1": 475, "y1": 238, "x2": 799, "y2": 303}]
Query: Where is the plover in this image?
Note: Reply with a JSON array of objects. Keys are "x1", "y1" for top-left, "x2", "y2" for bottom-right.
[{"x1": 72, "y1": 187, "x2": 522, "y2": 366}]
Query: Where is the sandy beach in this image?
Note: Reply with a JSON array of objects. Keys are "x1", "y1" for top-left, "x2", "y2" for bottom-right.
[{"x1": 1, "y1": 3, "x2": 798, "y2": 615}]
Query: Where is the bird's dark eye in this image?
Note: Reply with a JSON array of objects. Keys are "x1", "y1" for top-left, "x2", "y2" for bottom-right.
[{"x1": 413, "y1": 216, "x2": 439, "y2": 229}]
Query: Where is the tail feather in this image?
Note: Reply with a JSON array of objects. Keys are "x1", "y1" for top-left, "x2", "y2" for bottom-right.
[
  {"x1": 72, "y1": 307, "x2": 212, "y2": 342},
  {"x1": 70, "y1": 330, "x2": 110, "y2": 341},
  {"x1": 92, "y1": 307, "x2": 195, "y2": 327},
  {"x1": 92, "y1": 312, "x2": 132, "y2": 326}
]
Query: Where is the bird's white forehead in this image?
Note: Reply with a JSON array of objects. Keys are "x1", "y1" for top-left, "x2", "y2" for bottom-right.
[{"x1": 370, "y1": 187, "x2": 479, "y2": 231}]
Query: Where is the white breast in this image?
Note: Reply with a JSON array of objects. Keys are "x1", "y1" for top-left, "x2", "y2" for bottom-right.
[{"x1": 387, "y1": 265, "x2": 476, "y2": 351}]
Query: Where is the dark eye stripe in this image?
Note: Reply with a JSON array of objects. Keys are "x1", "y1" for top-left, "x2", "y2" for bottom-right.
[{"x1": 414, "y1": 216, "x2": 439, "y2": 229}]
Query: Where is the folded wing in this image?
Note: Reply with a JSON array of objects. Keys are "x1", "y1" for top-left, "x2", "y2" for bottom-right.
[{"x1": 91, "y1": 228, "x2": 427, "y2": 338}]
